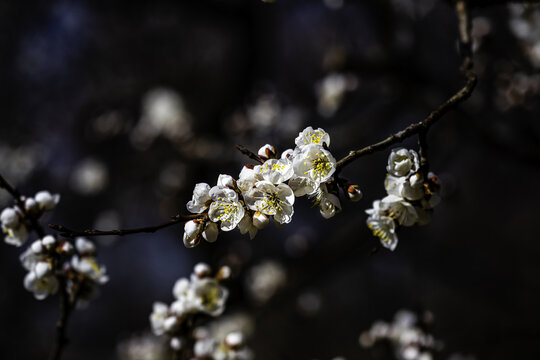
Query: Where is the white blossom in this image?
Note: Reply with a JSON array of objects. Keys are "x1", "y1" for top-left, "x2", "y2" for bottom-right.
[
  {"x1": 208, "y1": 187, "x2": 245, "y2": 231},
  {"x1": 1, "y1": 207, "x2": 20, "y2": 228},
  {"x1": 217, "y1": 174, "x2": 235, "y2": 188},
  {"x1": 293, "y1": 144, "x2": 336, "y2": 183},
  {"x1": 71, "y1": 255, "x2": 109, "y2": 284},
  {"x1": 385, "y1": 173, "x2": 424, "y2": 201},
  {"x1": 381, "y1": 195, "x2": 418, "y2": 227},
  {"x1": 187, "y1": 183, "x2": 212, "y2": 214},
  {"x1": 244, "y1": 181, "x2": 295, "y2": 224},
  {"x1": 34, "y1": 190, "x2": 60, "y2": 211},
  {"x1": 3, "y1": 223, "x2": 28, "y2": 247},
  {"x1": 288, "y1": 175, "x2": 319, "y2": 197},
  {"x1": 41, "y1": 235, "x2": 56, "y2": 249},
  {"x1": 387, "y1": 148, "x2": 420, "y2": 177},
  {"x1": 23, "y1": 271, "x2": 59, "y2": 300},
  {"x1": 191, "y1": 278, "x2": 229, "y2": 316},
  {"x1": 294, "y1": 126, "x2": 330, "y2": 149},
  {"x1": 237, "y1": 165, "x2": 263, "y2": 194},
  {"x1": 75, "y1": 237, "x2": 96, "y2": 254},
  {"x1": 34, "y1": 261, "x2": 52, "y2": 279},
  {"x1": 238, "y1": 214, "x2": 258, "y2": 240},
  {"x1": 366, "y1": 212, "x2": 398, "y2": 251},
  {"x1": 314, "y1": 184, "x2": 342, "y2": 219},
  {"x1": 20, "y1": 247, "x2": 46, "y2": 271},
  {"x1": 149, "y1": 302, "x2": 169, "y2": 336},
  {"x1": 259, "y1": 159, "x2": 293, "y2": 184}
]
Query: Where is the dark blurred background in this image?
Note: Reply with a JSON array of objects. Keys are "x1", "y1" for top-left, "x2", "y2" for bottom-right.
[{"x1": 1, "y1": 0, "x2": 540, "y2": 359}]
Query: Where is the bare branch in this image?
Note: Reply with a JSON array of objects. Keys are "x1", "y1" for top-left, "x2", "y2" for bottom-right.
[
  {"x1": 235, "y1": 144, "x2": 265, "y2": 164},
  {"x1": 335, "y1": 0, "x2": 477, "y2": 172},
  {"x1": 49, "y1": 213, "x2": 205, "y2": 238}
]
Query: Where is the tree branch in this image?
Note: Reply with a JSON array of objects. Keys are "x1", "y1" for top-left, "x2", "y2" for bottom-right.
[
  {"x1": 48, "y1": 278, "x2": 75, "y2": 360},
  {"x1": 235, "y1": 145, "x2": 265, "y2": 164},
  {"x1": 48, "y1": 213, "x2": 205, "y2": 238},
  {"x1": 335, "y1": 0, "x2": 477, "y2": 172}
]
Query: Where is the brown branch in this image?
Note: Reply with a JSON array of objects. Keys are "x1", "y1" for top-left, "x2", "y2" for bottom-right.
[
  {"x1": 49, "y1": 213, "x2": 204, "y2": 238},
  {"x1": 48, "y1": 277, "x2": 75, "y2": 360},
  {"x1": 335, "y1": 0, "x2": 477, "y2": 172},
  {"x1": 235, "y1": 144, "x2": 264, "y2": 164}
]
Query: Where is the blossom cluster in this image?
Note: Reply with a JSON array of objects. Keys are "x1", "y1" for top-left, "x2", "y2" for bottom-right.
[
  {"x1": 365, "y1": 148, "x2": 440, "y2": 250},
  {"x1": 359, "y1": 310, "x2": 441, "y2": 360},
  {"x1": 1, "y1": 190, "x2": 59, "y2": 247},
  {"x1": 182, "y1": 126, "x2": 357, "y2": 247},
  {"x1": 192, "y1": 329, "x2": 253, "y2": 360},
  {"x1": 2, "y1": 190, "x2": 108, "y2": 301},
  {"x1": 150, "y1": 263, "x2": 230, "y2": 349}
]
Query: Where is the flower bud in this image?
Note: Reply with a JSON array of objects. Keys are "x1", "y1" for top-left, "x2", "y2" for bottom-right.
[
  {"x1": 183, "y1": 232, "x2": 200, "y2": 248},
  {"x1": 170, "y1": 337, "x2": 183, "y2": 350},
  {"x1": 215, "y1": 265, "x2": 231, "y2": 281},
  {"x1": 163, "y1": 316, "x2": 178, "y2": 332},
  {"x1": 24, "y1": 198, "x2": 39, "y2": 214},
  {"x1": 257, "y1": 144, "x2": 276, "y2": 159},
  {"x1": 225, "y1": 332, "x2": 244, "y2": 349},
  {"x1": 42, "y1": 235, "x2": 56, "y2": 249},
  {"x1": 193, "y1": 262, "x2": 211, "y2": 278},
  {"x1": 31, "y1": 240, "x2": 43, "y2": 254},
  {"x1": 75, "y1": 237, "x2": 96, "y2": 254},
  {"x1": 59, "y1": 241, "x2": 74, "y2": 254},
  {"x1": 217, "y1": 174, "x2": 235, "y2": 188},
  {"x1": 252, "y1": 211, "x2": 270, "y2": 229},
  {"x1": 35, "y1": 191, "x2": 60, "y2": 211},
  {"x1": 347, "y1": 185, "x2": 363, "y2": 202},
  {"x1": 1, "y1": 208, "x2": 19, "y2": 228},
  {"x1": 34, "y1": 261, "x2": 52, "y2": 279}
]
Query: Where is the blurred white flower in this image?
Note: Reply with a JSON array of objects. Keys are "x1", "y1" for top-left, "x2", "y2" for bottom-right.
[
  {"x1": 246, "y1": 260, "x2": 287, "y2": 304},
  {"x1": 131, "y1": 88, "x2": 193, "y2": 149},
  {"x1": 34, "y1": 190, "x2": 60, "y2": 211},
  {"x1": 70, "y1": 158, "x2": 108, "y2": 195},
  {"x1": 23, "y1": 270, "x2": 58, "y2": 300}
]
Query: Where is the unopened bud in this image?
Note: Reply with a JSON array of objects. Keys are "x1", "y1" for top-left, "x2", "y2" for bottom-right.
[
  {"x1": 193, "y1": 262, "x2": 212, "y2": 278},
  {"x1": 225, "y1": 332, "x2": 244, "y2": 349},
  {"x1": 347, "y1": 185, "x2": 363, "y2": 202},
  {"x1": 183, "y1": 232, "x2": 200, "y2": 248},
  {"x1": 170, "y1": 337, "x2": 183, "y2": 350},
  {"x1": 257, "y1": 144, "x2": 276, "y2": 159},
  {"x1": 216, "y1": 265, "x2": 231, "y2": 281},
  {"x1": 42, "y1": 235, "x2": 56, "y2": 249},
  {"x1": 31, "y1": 240, "x2": 43, "y2": 254},
  {"x1": 24, "y1": 197, "x2": 38, "y2": 214}
]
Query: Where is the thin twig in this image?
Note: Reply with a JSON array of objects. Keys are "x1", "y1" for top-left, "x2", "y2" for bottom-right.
[
  {"x1": 335, "y1": 0, "x2": 477, "y2": 172},
  {"x1": 49, "y1": 213, "x2": 204, "y2": 238},
  {"x1": 235, "y1": 144, "x2": 265, "y2": 164},
  {"x1": 48, "y1": 277, "x2": 75, "y2": 360}
]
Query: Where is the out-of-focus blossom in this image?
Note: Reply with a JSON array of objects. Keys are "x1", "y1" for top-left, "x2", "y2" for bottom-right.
[{"x1": 245, "y1": 260, "x2": 287, "y2": 304}]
